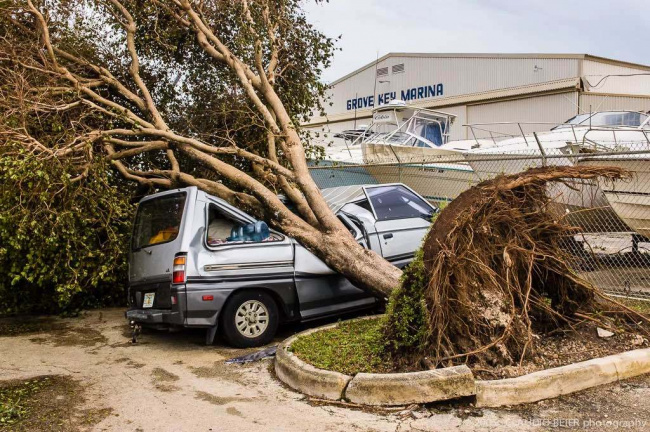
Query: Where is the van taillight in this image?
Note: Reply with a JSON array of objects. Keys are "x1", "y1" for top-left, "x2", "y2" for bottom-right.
[{"x1": 172, "y1": 255, "x2": 186, "y2": 284}]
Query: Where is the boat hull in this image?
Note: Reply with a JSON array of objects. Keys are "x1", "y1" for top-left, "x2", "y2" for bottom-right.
[
  {"x1": 363, "y1": 142, "x2": 467, "y2": 162},
  {"x1": 362, "y1": 143, "x2": 478, "y2": 202},
  {"x1": 363, "y1": 163, "x2": 479, "y2": 203},
  {"x1": 465, "y1": 152, "x2": 629, "y2": 233},
  {"x1": 577, "y1": 157, "x2": 650, "y2": 239}
]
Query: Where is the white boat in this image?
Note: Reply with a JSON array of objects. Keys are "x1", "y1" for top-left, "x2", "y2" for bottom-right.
[
  {"x1": 462, "y1": 111, "x2": 650, "y2": 232},
  {"x1": 578, "y1": 153, "x2": 650, "y2": 239},
  {"x1": 328, "y1": 100, "x2": 486, "y2": 162},
  {"x1": 464, "y1": 111, "x2": 650, "y2": 173},
  {"x1": 320, "y1": 106, "x2": 650, "y2": 232},
  {"x1": 326, "y1": 101, "x2": 487, "y2": 202}
]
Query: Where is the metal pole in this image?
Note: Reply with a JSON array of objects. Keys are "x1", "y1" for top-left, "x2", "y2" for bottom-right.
[
  {"x1": 387, "y1": 144, "x2": 402, "y2": 182},
  {"x1": 518, "y1": 123, "x2": 530, "y2": 147},
  {"x1": 353, "y1": 91, "x2": 357, "y2": 129},
  {"x1": 470, "y1": 126, "x2": 480, "y2": 146},
  {"x1": 372, "y1": 52, "x2": 379, "y2": 108},
  {"x1": 533, "y1": 132, "x2": 547, "y2": 167}
]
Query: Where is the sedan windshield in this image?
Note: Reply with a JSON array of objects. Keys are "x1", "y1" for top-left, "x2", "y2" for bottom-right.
[{"x1": 365, "y1": 185, "x2": 434, "y2": 220}]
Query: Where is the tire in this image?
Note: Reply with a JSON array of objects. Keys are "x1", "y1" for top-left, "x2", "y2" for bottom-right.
[{"x1": 221, "y1": 290, "x2": 279, "y2": 348}]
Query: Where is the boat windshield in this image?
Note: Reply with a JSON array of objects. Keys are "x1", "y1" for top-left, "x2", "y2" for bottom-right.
[
  {"x1": 372, "y1": 131, "x2": 411, "y2": 145},
  {"x1": 359, "y1": 106, "x2": 453, "y2": 148},
  {"x1": 553, "y1": 112, "x2": 649, "y2": 130},
  {"x1": 406, "y1": 114, "x2": 447, "y2": 146}
]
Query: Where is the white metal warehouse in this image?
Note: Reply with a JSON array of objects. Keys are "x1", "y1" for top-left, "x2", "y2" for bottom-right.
[{"x1": 304, "y1": 53, "x2": 650, "y2": 150}]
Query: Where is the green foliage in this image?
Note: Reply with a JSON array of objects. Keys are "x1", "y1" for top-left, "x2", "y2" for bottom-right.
[
  {"x1": 290, "y1": 318, "x2": 393, "y2": 375},
  {"x1": 0, "y1": 377, "x2": 51, "y2": 426},
  {"x1": 381, "y1": 248, "x2": 432, "y2": 356},
  {"x1": 616, "y1": 297, "x2": 650, "y2": 315},
  {"x1": 0, "y1": 149, "x2": 134, "y2": 315},
  {"x1": 40, "y1": 0, "x2": 338, "y2": 169}
]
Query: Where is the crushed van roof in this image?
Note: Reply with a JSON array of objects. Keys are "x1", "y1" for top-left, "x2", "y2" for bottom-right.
[{"x1": 321, "y1": 185, "x2": 367, "y2": 213}]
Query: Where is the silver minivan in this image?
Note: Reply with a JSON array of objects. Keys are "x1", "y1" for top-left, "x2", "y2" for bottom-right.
[{"x1": 126, "y1": 183, "x2": 436, "y2": 347}]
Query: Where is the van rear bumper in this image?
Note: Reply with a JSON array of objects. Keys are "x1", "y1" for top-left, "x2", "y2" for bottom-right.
[{"x1": 125, "y1": 308, "x2": 183, "y2": 326}]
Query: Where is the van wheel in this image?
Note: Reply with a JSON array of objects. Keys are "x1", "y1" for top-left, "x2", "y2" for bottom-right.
[{"x1": 221, "y1": 291, "x2": 279, "y2": 348}]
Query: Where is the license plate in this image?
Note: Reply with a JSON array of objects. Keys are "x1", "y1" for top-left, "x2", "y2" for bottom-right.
[{"x1": 143, "y1": 292, "x2": 155, "y2": 308}]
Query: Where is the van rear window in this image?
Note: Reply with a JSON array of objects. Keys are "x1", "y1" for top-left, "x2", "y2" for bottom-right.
[{"x1": 132, "y1": 193, "x2": 186, "y2": 250}]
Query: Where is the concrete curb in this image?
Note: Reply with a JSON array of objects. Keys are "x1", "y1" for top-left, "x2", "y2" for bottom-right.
[
  {"x1": 274, "y1": 323, "x2": 352, "y2": 400},
  {"x1": 476, "y1": 347, "x2": 650, "y2": 407},
  {"x1": 274, "y1": 319, "x2": 650, "y2": 407},
  {"x1": 274, "y1": 317, "x2": 475, "y2": 406},
  {"x1": 345, "y1": 365, "x2": 475, "y2": 406}
]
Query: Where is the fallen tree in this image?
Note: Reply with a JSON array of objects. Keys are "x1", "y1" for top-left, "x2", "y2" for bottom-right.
[
  {"x1": 383, "y1": 166, "x2": 649, "y2": 368},
  {"x1": 0, "y1": 0, "x2": 401, "y2": 297}
]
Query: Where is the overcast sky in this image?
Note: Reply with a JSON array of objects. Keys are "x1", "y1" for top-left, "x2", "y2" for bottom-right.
[{"x1": 303, "y1": 0, "x2": 649, "y2": 83}]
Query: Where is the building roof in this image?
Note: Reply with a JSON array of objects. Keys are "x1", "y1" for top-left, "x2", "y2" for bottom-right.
[{"x1": 329, "y1": 53, "x2": 650, "y2": 86}]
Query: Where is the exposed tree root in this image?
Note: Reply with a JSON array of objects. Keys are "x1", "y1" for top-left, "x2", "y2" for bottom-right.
[{"x1": 384, "y1": 165, "x2": 647, "y2": 369}]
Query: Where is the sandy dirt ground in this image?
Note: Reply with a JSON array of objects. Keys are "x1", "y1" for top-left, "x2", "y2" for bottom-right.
[{"x1": 1, "y1": 308, "x2": 649, "y2": 432}]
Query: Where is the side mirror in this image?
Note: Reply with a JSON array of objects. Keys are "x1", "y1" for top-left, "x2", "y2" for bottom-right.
[{"x1": 421, "y1": 209, "x2": 438, "y2": 222}]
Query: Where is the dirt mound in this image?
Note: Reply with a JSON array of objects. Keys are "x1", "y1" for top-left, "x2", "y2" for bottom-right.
[{"x1": 385, "y1": 165, "x2": 648, "y2": 368}]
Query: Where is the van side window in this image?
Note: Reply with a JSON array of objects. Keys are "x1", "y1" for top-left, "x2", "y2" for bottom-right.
[{"x1": 206, "y1": 205, "x2": 282, "y2": 247}]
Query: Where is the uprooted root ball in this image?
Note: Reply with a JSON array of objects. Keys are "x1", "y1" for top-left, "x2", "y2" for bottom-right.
[{"x1": 383, "y1": 165, "x2": 642, "y2": 368}]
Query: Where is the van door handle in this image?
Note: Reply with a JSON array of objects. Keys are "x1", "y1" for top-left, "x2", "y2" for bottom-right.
[{"x1": 383, "y1": 233, "x2": 393, "y2": 239}]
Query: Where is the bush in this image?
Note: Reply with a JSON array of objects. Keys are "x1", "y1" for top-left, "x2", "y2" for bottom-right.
[
  {"x1": 0, "y1": 150, "x2": 135, "y2": 315},
  {"x1": 381, "y1": 248, "x2": 431, "y2": 359}
]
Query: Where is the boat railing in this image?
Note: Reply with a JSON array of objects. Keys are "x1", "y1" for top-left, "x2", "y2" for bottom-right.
[
  {"x1": 463, "y1": 121, "x2": 582, "y2": 147},
  {"x1": 581, "y1": 127, "x2": 650, "y2": 151},
  {"x1": 463, "y1": 121, "x2": 650, "y2": 154},
  {"x1": 347, "y1": 112, "x2": 452, "y2": 148},
  {"x1": 314, "y1": 147, "x2": 650, "y2": 168}
]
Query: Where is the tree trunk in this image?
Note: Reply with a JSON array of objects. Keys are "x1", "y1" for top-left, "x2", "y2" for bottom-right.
[
  {"x1": 273, "y1": 213, "x2": 402, "y2": 299},
  {"x1": 296, "y1": 228, "x2": 403, "y2": 299},
  {"x1": 256, "y1": 100, "x2": 403, "y2": 297},
  {"x1": 194, "y1": 176, "x2": 402, "y2": 298}
]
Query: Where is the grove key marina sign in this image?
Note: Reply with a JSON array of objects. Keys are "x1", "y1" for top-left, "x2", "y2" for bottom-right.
[{"x1": 346, "y1": 83, "x2": 444, "y2": 111}]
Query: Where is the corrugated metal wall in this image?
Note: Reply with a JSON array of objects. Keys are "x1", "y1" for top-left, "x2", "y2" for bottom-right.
[
  {"x1": 580, "y1": 94, "x2": 650, "y2": 113},
  {"x1": 328, "y1": 55, "x2": 580, "y2": 116},
  {"x1": 440, "y1": 105, "x2": 468, "y2": 141},
  {"x1": 466, "y1": 92, "x2": 579, "y2": 139},
  {"x1": 583, "y1": 60, "x2": 650, "y2": 96},
  {"x1": 307, "y1": 55, "x2": 650, "y2": 151}
]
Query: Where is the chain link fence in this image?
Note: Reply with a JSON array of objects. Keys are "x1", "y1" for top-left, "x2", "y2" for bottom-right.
[{"x1": 310, "y1": 133, "x2": 650, "y2": 301}]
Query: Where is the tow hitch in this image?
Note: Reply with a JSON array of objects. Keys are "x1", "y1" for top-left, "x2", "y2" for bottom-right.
[{"x1": 130, "y1": 320, "x2": 142, "y2": 343}]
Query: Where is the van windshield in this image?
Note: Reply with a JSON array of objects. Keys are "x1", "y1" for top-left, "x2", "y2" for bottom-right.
[{"x1": 132, "y1": 193, "x2": 186, "y2": 250}]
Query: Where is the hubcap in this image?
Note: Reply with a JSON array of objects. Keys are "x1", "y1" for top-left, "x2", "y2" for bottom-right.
[{"x1": 235, "y1": 300, "x2": 269, "y2": 338}]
